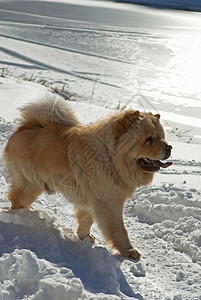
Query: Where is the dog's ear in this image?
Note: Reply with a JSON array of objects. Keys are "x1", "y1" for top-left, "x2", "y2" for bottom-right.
[
  {"x1": 114, "y1": 110, "x2": 141, "y2": 142},
  {"x1": 132, "y1": 110, "x2": 140, "y2": 119},
  {"x1": 154, "y1": 114, "x2": 160, "y2": 119},
  {"x1": 123, "y1": 110, "x2": 140, "y2": 124},
  {"x1": 116, "y1": 110, "x2": 141, "y2": 134}
]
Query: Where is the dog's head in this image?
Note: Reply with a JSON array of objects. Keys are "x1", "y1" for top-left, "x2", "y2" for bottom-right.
[{"x1": 114, "y1": 110, "x2": 172, "y2": 173}]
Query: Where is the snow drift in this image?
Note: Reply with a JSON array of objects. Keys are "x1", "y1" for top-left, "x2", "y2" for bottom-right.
[{"x1": 0, "y1": 78, "x2": 200, "y2": 299}]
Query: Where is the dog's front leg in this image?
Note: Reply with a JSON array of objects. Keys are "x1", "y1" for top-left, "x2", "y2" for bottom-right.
[
  {"x1": 75, "y1": 209, "x2": 95, "y2": 243},
  {"x1": 93, "y1": 202, "x2": 141, "y2": 260}
]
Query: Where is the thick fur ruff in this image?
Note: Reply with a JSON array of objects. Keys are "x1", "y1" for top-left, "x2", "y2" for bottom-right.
[{"x1": 4, "y1": 94, "x2": 171, "y2": 259}]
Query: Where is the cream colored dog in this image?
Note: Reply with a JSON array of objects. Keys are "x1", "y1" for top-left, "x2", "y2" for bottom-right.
[{"x1": 4, "y1": 95, "x2": 172, "y2": 259}]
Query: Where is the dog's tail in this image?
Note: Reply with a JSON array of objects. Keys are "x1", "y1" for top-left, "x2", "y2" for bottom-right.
[{"x1": 17, "y1": 93, "x2": 81, "y2": 129}]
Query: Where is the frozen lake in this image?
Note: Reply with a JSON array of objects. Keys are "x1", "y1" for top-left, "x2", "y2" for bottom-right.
[{"x1": 1, "y1": 0, "x2": 201, "y2": 142}]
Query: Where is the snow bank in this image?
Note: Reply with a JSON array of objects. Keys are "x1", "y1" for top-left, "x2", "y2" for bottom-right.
[
  {"x1": 0, "y1": 249, "x2": 84, "y2": 300},
  {"x1": 0, "y1": 207, "x2": 134, "y2": 299},
  {"x1": 0, "y1": 77, "x2": 201, "y2": 299}
]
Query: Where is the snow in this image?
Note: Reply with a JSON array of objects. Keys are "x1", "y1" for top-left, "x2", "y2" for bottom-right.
[
  {"x1": 0, "y1": 75, "x2": 201, "y2": 300},
  {"x1": 0, "y1": 0, "x2": 201, "y2": 299}
]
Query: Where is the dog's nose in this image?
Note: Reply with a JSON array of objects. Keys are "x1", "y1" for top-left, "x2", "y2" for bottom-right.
[
  {"x1": 165, "y1": 144, "x2": 172, "y2": 151},
  {"x1": 163, "y1": 143, "x2": 172, "y2": 160}
]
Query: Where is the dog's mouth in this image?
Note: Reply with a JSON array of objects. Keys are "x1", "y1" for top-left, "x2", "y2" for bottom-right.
[{"x1": 138, "y1": 157, "x2": 172, "y2": 173}]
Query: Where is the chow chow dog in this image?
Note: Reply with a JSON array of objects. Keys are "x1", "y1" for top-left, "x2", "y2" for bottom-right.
[{"x1": 4, "y1": 94, "x2": 172, "y2": 259}]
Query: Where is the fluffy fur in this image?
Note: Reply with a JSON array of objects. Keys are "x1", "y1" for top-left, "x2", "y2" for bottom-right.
[{"x1": 4, "y1": 94, "x2": 172, "y2": 259}]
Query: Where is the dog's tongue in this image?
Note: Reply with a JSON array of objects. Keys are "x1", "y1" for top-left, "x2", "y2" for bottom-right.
[{"x1": 152, "y1": 160, "x2": 172, "y2": 169}]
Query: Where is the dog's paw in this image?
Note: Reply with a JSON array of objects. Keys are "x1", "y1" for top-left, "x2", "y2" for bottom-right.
[{"x1": 123, "y1": 248, "x2": 141, "y2": 260}]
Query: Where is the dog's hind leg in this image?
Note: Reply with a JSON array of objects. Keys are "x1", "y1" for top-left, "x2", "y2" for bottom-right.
[
  {"x1": 75, "y1": 209, "x2": 95, "y2": 243},
  {"x1": 8, "y1": 182, "x2": 43, "y2": 210},
  {"x1": 5, "y1": 156, "x2": 43, "y2": 209}
]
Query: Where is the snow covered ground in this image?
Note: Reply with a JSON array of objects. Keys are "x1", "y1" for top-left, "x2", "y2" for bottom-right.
[
  {"x1": 0, "y1": 1, "x2": 201, "y2": 299},
  {"x1": 0, "y1": 77, "x2": 201, "y2": 300}
]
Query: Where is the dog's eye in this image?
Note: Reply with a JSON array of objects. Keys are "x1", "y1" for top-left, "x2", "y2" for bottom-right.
[{"x1": 146, "y1": 137, "x2": 152, "y2": 144}]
